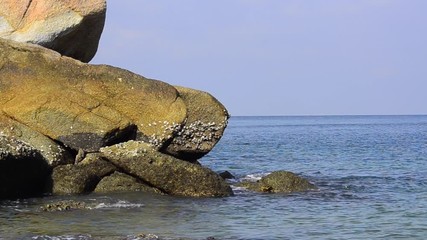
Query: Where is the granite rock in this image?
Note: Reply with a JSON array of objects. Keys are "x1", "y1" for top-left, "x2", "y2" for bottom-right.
[
  {"x1": 0, "y1": 0, "x2": 106, "y2": 62},
  {"x1": 100, "y1": 141, "x2": 233, "y2": 197},
  {"x1": 163, "y1": 86, "x2": 229, "y2": 162}
]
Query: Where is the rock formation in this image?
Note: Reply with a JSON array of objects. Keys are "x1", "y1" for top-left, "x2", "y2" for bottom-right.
[
  {"x1": 0, "y1": 1, "x2": 234, "y2": 199},
  {"x1": 0, "y1": 0, "x2": 106, "y2": 62},
  {"x1": 0, "y1": 38, "x2": 230, "y2": 199}
]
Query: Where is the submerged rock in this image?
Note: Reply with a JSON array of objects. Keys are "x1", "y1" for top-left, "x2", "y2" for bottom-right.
[
  {"x1": 133, "y1": 233, "x2": 161, "y2": 240},
  {"x1": 238, "y1": 171, "x2": 317, "y2": 193},
  {"x1": 41, "y1": 200, "x2": 87, "y2": 212},
  {"x1": 0, "y1": 0, "x2": 106, "y2": 62},
  {"x1": 219, "y1": 171, "x2": 235, "y2": 180},
  {"x1": 100, "y1": 141, "x2": 233, "y2": 197}
]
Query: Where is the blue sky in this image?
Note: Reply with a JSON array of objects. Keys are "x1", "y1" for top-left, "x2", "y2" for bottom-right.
[{"x1": 92, "y1": 0, "x2": 427, "y2": 116}]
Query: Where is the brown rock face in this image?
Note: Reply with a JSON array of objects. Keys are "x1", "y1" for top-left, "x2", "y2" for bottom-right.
[
  {"x1": 163, "y1": 86, "x2": 229, "y2": 162},
  {"x1": 0, "y1": 38, "x2": 231, "y2": 198},
  {"x1": 100, "y1": 141, "x2": 233, "y2": 197},
  {"x1": 0, "y1": 39, "x2": 187, "y2": 152},
  {"x1": 48, "y1": 154, "x2": 117, "y2": 195},
  {"x1": 0, "y1": 0, "x2": 106, "y2": 62},
  {"x1": 94, "y1": 171, "x2": 163, "y2": 194}
]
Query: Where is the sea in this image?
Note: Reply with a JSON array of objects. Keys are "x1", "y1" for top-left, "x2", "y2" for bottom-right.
[{"x1": 1, "y1": 115, "x2": 426, "y2": 240}]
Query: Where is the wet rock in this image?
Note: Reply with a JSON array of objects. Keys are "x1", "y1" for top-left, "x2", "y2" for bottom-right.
[
  {"x1": 0, "y1": 135, "x2": 50, "y2": 199},
  {"x1": 238, "y1": 171, "x2": 317, "y2": 193},
  {"x1": 40, "y1": 200, "x2": 87, "y2": 212},
  {"x1": 0, "y1": 0, "x2": 106, "y2": 62},
  {"x1": 132, "y1": 233, "x2": 160, "y2": 240},
  {"x1": 163, "y1": 86, "x2": 229, "y2": 162},
  {"x1": 100, "y1": 141, "x2": 233, "y2": 197},
  {"x1": 48, "y1": 154, "x2": 116, "y2": 195},
  {"x1": 95, "y1": 171, "x2": 163, "y2": 194},
  {"x1": 219, "y1": 171, "x2": 235, "y2": 180}
]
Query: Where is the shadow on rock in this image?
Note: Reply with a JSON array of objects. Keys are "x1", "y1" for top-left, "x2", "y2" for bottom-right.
[{"x1": 0, "y1": 136, "x2": 50, "y2": 199}]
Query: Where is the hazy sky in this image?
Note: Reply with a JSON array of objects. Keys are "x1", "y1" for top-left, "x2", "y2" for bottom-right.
[{"x1": 92, "y1": 0, "x2": 427, "y2": 116}]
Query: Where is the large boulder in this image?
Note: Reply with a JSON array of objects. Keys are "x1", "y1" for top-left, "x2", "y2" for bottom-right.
[
  {"x1": 163, "y1": 86, "x2": 229, "y2": 162},
  {"x1": 0, "y1": 38, "x2": 231, "y2": 199},
  {"x1": 0, "y1": 38, "x2": 187, "y2": 152},
  {"x1": 0, "y1": 0, "x2": 106, "y2": 62},
  {"x1": 100, "y1": 141, "x2": 233, "y2": 197},
  {"x1": 0, "y1": 135, "x2": 50, "y2": 199}
]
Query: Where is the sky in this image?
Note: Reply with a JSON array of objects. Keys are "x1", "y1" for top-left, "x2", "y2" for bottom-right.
[{"x1": 92, "y1": 0, "x2": 427, "y2": 116}]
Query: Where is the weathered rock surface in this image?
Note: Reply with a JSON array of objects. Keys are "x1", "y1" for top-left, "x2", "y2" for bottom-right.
[
  {"x1": 238, "y1": 171, "x2": 317, "y2": 193},
  {"x1": 48, "y1": 154, "x2": 116, "y2": 195},
  {"x1": 0, "y1": 38, "x2": 186, "y2": 152},
  {"x1": 163, "y1": 86, "x2": 229, "y2": 162},
  {"x1": 0, "y1": 114, "x2": 73, "y2": 167},
  {"x1": 0, "y1": 135, "x2": 50, "y2": 199},
  {"x1": 0, "y1": 0, "x2": 106, "y2": 62},
  {"x1": 0, "y1": 38, "x2": 230, "y2": 199},
  {"x1": 94, "y1": 171, "x2": 163, "y2": 194},
  {"x1": 100, "y1": 141, "x2": 233, "y2": 197}
]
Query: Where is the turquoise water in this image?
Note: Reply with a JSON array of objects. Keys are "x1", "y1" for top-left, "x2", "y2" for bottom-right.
[{"x1": 1, "y1": 115, "x2": 427, "y2": 239}]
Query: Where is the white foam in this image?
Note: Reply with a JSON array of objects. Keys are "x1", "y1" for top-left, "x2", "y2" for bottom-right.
[
  {"x1": 31, "y1": 235, "x2": 92, "y2": 240},
  {"x1": 92, "y1": 200, "x2": 144, "y2": 209},
  {"x1": 231, "y1": 186, "x2": 249, "y2": 192},
  {"x1": 241, "y1": 172, "x2": 269, "y2": 182}
]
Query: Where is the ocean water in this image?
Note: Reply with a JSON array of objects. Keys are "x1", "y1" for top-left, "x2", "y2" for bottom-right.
[{"x1": 1, "y1": 115, "x2": 426, "y2": 239}]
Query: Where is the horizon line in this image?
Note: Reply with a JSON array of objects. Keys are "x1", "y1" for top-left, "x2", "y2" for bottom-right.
[{"x1": 230, "y1": 113, "x2": 427, "y2": 118}]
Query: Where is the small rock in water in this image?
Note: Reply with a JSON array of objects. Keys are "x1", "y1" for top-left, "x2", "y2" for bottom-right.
[
  {"x1": 219, "y1": 171, "x2": 235, "y2": 180},
  {"x1": 235, "y1": 170, "x2": 317, "y2": 194},
  {"x1": 40, "y1": 200, "x2": 87, "y2": 212},
  {"x1": 133, "y1": 233, "x2": 159, "y2": 239}
]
